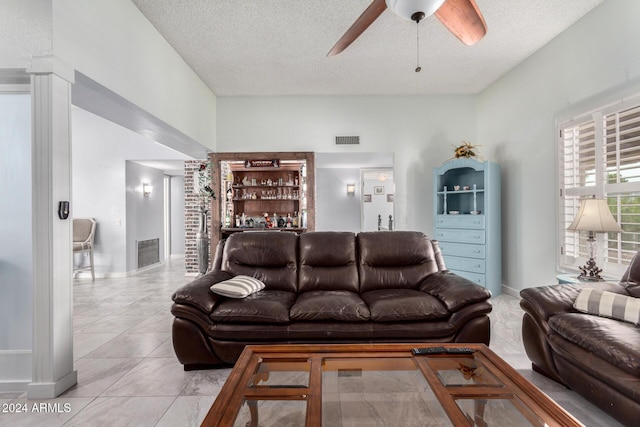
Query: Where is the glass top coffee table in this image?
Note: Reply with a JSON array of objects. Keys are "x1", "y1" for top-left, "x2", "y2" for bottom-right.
[{"x1": 201, "y1": 343, "x2": 582, "y2": 427}]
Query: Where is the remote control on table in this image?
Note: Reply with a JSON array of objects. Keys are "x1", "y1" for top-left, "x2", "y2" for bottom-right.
[
  {"x1": 445, "y1": 347, "x2": 475, "y2": 354},
  {"x1": 411, "y1": 347, "x2": 446, "y2": 355},
  {"x1": 411, "y1": 347, "x2": 475, "y2": 356}
]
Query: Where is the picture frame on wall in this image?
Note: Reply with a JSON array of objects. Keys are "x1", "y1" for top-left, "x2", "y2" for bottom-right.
[
  {"x1": 387, "y1": 194, "x2": 394, "y2": 203},
  {"x1": 374, "y1": 186, "x2": 385, "y2": 195},
  {"x1": 363, "y1": 194, "x2": 372, "y2": 203}
]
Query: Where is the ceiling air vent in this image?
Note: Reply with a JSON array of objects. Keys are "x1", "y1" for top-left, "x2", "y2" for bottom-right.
[{"x1": 335, "y1": 135, "x2": 360, "y2": 145}]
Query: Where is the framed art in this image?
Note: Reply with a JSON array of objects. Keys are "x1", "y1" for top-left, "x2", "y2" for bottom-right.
[
  {"x1": 363, "y1": 194, "x2": 372, "y2": 203},
  {"x1": 374, "y1": 186, "x2": 384, "y2": 195}
]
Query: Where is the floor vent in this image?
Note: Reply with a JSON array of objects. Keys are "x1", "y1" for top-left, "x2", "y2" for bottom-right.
[
  {"x1": 335, "y1": 135, "x2": 360, "y2": 145},
  {"x1": 138, "y1": 238, "x2": 159, "y2": 268}
]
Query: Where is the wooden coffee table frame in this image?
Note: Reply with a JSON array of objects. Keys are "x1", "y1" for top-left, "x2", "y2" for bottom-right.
[{"x1": 201, "y1": 343, "x2": 582, "y2": 427}]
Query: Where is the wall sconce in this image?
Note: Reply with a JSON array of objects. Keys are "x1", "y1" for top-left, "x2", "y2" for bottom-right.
[
  {"x1": 143, "y1": 183, "x2": 153, "y2": 197},
  {"x1": 346, "y1": 183, "x2": 356, "y2": 196}
]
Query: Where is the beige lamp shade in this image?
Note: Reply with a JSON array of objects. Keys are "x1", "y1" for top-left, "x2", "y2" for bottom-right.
[{"x1": 567, "y1": 199, "x2": 623, "y2": 233}]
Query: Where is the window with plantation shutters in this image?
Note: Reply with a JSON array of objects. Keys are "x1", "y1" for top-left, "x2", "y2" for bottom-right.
[{"x1": 558, "y1": 97, "x2": 640, "y2": 276}]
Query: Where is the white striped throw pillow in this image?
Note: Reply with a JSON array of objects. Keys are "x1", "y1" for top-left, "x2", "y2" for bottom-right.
[
  {"x1": 210, "y1": 275, "x2": 265, "y2": 298},
  {"x1": 573, "y1": 288, "x2": 640, "y2": 326}
]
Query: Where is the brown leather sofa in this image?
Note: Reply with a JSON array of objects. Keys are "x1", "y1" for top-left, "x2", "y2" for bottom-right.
[
  {"x1": 520, "y1": 257, "x2": 640, "y2": 426},
  {"x1": 171, "y1": 231, "x2": 493, "y2": 370}
]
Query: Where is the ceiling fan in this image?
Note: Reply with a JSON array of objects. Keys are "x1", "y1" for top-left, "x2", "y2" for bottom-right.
[{"x1": 327, "y1": 0, "x2": 487, "y2": 57}]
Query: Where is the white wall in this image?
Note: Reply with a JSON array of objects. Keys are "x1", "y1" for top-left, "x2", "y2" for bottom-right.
[
  {"x1": 52, "y1": 0, "x2": 217, "y2": 149},
  {"x1": 316, "y1": 168, "x2": 361, "y2": 232},
  {"x1": 0, "y1": 93, "x2": 32, "y2": 385},
  {"x1": 477, "y1": 0, "x2": 640, "y2": 292},
  {"x1": 72, "y1": 107, "x2": 191, "y2": 276},
  {"x1": 0, "y1": 0, "x2": 51, "y2": 68},
  {"x1": 217, "y1": 95, "x2": 478, "y2": 234},
  {"x1": 170, "y1": 176, "x2": 185, "y2": 256},
  {"x1": 125, "y1": 162, "x2": 165, "y2": 271}
]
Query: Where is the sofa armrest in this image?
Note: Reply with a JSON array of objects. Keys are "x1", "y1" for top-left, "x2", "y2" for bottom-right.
[
  {"x1": 519, "y1": 284, "x2": 581, "y2": 323},
  {"x1": 172, "y1": 271, "x2": 232, "y2": 314},
  {"x1": 519, "y1": 281, "x2": 626, "y2": 322},
  {"x1": 419, "y1": 271, "x2": 492, "y2": 312}
]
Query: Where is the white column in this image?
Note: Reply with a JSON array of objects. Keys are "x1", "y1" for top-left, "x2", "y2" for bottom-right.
[{"x1": 27, "y1": 57, "x2": 77, "y2": 399}]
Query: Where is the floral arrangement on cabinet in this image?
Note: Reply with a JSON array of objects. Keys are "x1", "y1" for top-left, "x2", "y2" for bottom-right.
[{"x1": 452, "y1": 141, "x2": 484, "y2": 161}]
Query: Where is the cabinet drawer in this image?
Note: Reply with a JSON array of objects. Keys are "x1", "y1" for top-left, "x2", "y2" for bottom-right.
[
  {"x1": 439, "y1": 242, "x2": 485, "y2": 259},
  {"x1": 435, "y1": 229, "x2": 485, "y2": 244},
  {"x1": 450, "y1": 269, "x2": 486, "y2": 286},
  {"x1": 436, "y1": 215, "x2": 485, "y2": 229},
  {"x1": 445, "y1": 256, "x2": 485, "y2": 274}
]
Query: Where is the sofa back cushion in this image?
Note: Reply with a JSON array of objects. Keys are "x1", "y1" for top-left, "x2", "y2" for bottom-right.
[
  {"x1": 620, "y1": 251, "x2": 640, "y2": 297},
  {"x1": 298, "y1": 232, "x2": 359, "y2": 293},
  {"x1": 358, "y1": 231, "x2": 442, "y2": 293},
  {"x1": 221, "y1": 231, "x2": 298, "y2": 292}
]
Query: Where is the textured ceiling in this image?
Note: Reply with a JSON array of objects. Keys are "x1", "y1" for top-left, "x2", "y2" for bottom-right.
[{"x1": 131, "y1": 0, "x2": 604, "y2": 96}]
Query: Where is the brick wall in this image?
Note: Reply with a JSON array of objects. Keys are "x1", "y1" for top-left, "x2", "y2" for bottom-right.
[{"x1": 184, "y1": 160, "x2": 213, "y2": 274}]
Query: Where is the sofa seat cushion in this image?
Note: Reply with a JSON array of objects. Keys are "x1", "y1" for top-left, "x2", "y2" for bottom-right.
[
  {"x1": 361, "y1": 289, "x2": 449, "y2": 322},
  {"x1": 210, "y1": 290, "x2": 296, "y2": 324},
  {"x1": 290, "y1": 291, "x2": 370, "y2": 321},
  {"x1": 549, "y1": 313, "x2": 640, "y2": 377}
]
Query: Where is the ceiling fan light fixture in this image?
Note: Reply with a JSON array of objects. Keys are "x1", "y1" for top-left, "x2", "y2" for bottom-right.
[{"x1": 385, "y1": 0, "x2": 447, "y2": 22}]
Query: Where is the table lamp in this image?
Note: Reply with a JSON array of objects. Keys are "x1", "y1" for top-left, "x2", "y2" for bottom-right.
[{"x1": 567, "y1": 198, "x2": 623, "y2": 281}]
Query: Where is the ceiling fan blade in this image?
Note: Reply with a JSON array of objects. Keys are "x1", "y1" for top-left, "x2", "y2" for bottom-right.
[
  {"x1": 435, "y1": 0, "x2": 487, "y2": 46},
  {"x1": 327, "y1": 0, "x2": 387, "y2": 56}
]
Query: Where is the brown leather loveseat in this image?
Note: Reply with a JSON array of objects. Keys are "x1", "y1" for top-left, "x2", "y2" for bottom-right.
[
  {"x1": 520, "y1": 256, "x2": 640, "y2": 426},
  {"x1": 171, "y1": 231, "x2": 493, "y2": 370}
]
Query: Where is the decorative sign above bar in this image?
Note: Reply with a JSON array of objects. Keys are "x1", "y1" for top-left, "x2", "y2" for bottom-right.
[{"x1": 245, "y1": 159, "x2": 280, "y2": 168}]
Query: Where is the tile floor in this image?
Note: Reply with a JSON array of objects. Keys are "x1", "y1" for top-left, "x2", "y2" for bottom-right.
[{"x1": 0, "y1": 259, "x2": 623, "y2": 426}]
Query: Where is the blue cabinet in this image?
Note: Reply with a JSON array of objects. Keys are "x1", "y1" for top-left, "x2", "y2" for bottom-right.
[{"x1": 434, "y1": 159, "x2": 501, "y2": 295}]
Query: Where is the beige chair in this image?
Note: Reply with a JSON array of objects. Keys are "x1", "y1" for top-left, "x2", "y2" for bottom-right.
[{"x1": 73, "y1": 218, "x2": 97, "y2": 280}]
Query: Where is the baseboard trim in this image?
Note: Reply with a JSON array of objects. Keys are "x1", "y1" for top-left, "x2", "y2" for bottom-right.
[
  {"x1": 134, "y1": 261, "x2": 164, "y2": 274},
  {"x1": 27, "y1": 369, "x2": 77, "y2": 399},
  {"x1": 0, "y1": 380, "x2": 29, "y2": 392},
  {"x1": 0, "y1": 350, "x2": 31, "y2": 392},
  {"x1": 73, "y1": 261, "x2": 167, "y2": 279},
  {"x1": 501, "y1": 284, "x2": 520, "y2": 298}
]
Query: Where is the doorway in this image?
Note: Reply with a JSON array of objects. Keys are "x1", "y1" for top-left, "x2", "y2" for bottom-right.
[
  {"x1": 315, "y1": 152, "x2": 394, "y2": 232},
  {"x1": 361, "y1": 168, "x2": 395, "y2": 231}
]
